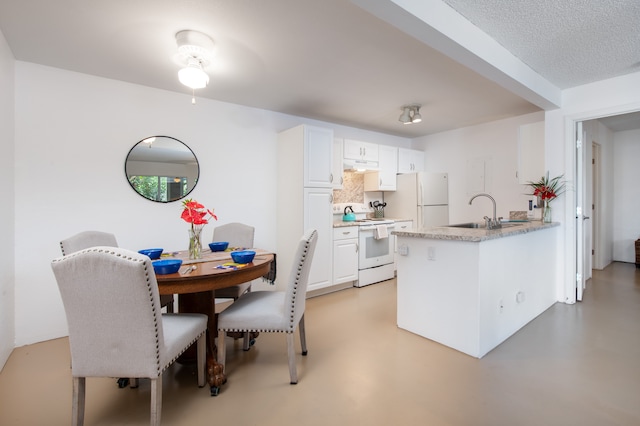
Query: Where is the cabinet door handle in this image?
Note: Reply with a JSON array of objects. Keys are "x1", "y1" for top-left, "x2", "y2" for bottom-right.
[{"x1": 330, "y1": 173, "x2": 334, "y2": 183}]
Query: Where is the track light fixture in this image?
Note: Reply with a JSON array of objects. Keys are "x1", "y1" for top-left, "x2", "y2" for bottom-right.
[
  {"x1": 399, "y1": 104, "x2": 422, "y2": 124},
  {"x1": 175, "y1": 30, "x2": 215, "y2": 104}
]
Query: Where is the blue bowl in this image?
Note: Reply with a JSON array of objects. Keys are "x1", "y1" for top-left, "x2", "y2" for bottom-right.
[
  {"x1": 152, "y1": 259, "x2": 183, "y2": 275},
  {"x1": 209, "y1": 241, "x2": 229, "y2": 252},
  {"x1": 138, "y1": 248, "x2": 163, "y2": 260},
  {"x1": 230, "y1": 250, "x2": 256, "y2": 264}
]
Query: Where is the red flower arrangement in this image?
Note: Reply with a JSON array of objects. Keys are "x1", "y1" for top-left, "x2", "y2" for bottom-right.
[
  {"x1": 181, "y1": 199, "x2": 217, "y2": 259},
  {"x1": 180, "y1": 199, "x2": 217, "y2": 226},
  {"x1": 527, "y1": 172, "x2": 566, "y2": 201}
]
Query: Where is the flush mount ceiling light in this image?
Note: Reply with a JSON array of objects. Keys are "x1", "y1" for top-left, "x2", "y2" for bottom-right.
[
  {"x1": 399, "y1": 104, "x2": 422, "y2": 124},
  {"x1": 175, "y1": 30, "x2": 215, "y2": 103},
  {"x1": 178, "y1": 58, "x2": 209, "y2": 89}
]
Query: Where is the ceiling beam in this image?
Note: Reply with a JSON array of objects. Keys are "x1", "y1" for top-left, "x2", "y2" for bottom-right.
[{"x1": 352, "y1": 0, "x2": 562, "y2": 110}]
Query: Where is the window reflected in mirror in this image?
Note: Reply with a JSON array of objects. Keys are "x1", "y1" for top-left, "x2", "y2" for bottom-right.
[{"x1": 125, "y1": 136, "x2": 199, "y2": 203}]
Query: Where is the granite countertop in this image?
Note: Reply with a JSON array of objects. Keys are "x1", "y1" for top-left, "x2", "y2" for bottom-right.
[
  {"x1": 332, "y1": 217, "x2": 413, "y2": 228},
  {"x1": 333, "y1": 221, "x2": 359, "y2": 228},
  {"x1": 392, "y1": 221, "x2": 560, "y2": 242}
]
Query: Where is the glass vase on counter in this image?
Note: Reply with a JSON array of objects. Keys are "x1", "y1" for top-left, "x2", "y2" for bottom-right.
[{"x1": 542, "y1": 200, "x2": 552, "y2": 223}]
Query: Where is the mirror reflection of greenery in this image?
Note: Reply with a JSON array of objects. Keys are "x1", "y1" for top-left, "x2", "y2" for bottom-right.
[{"x1": 129, "y1": 176, "x2": 188, "y2": 202}]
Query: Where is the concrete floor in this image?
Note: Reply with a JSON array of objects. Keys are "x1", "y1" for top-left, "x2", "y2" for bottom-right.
[{"x1": 1, "y1": 262, "x2": 639, "y2": 425}]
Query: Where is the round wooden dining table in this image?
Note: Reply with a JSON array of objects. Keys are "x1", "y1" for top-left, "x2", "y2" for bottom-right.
[{"x1": 155, "y1": 252, "x2": 274, "y2": 396}]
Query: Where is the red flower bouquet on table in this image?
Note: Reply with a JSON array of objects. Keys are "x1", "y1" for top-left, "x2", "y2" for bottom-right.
[
  {"x1": 181, "y1": 199, "x2": 217, "y2": 259},
  {"x1": 527, "y1": 172, "x2": 566, "y2": 223}
]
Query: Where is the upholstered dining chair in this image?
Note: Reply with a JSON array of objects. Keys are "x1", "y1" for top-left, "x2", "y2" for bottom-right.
[
  {"x1": 60, "y1": 230, "x2": 175, "y2": 314},
  {"x1": 217, "y1": 229, "x2": 317, "y2": 385},
  {"x1": 51, "y1": 247, "x2": 207, "y2": 426},
  {"x1": 212, "y1": 222, "x2": 255, "y2": 299},
  {"x1": 211, "y1": 223, "x2": 256, "y2": 349}
]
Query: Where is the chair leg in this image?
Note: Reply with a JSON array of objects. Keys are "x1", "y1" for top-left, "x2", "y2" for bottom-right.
[
  {"x1": 217, "y1": 329, "x2": 226, "y2": 371},
  {"x1": 286, "y1": 333, "x2": 297, "y2": 384},
  {"x1": 150, "y1": 376, "x2": 162, "y2": 426},
  {"x1": 197, "y1": 334, "x2": 206, "y2": 387},
  {"x1": 242, "y1": 331, "x2": 251, "y2": 351},
  {"x1": 72, "y1": 377, "x2": 85, "y2": 426},
  {"x1": 299, "y1": 314, "x2": 308, "y2": 356}
]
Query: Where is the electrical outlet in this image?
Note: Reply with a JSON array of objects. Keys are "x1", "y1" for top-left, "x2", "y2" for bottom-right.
[
  {"x1": 398, "y1": 244, "x2": 409, "y2": 256},
  {"x1": 427, "y1": 246, "x2": 436, "y2": 260},
  {"x1": 516, "y1": 291, "x2": 525, "y2": 303}
]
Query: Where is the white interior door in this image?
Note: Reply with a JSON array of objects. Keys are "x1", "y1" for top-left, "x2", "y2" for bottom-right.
[{"x1": 575, "y1": 122, "x2": 587, "y2": 301}]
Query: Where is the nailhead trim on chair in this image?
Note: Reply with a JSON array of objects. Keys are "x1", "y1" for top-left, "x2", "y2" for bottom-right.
[
  {"x1": 54, "y1": 247, "x2": 171, "y2": 377},
  {"x1": 161, "y1": 331, "x2": 206, "y2": 374}
]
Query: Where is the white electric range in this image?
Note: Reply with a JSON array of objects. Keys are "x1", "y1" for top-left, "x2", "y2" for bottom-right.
[{"x1": 333, "y1": 203, "x2": 396, "y2": 287}]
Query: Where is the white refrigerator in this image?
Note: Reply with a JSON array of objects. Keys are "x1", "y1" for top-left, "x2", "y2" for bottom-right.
[{"x1": 384, "y1": 172, "x2": 449, "y2": 228}]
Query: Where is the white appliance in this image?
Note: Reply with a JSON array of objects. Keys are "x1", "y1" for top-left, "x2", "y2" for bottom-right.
[
  {"x1": 332, "y1": 203, "x2": 396, "y2": 287},
  {"x1": 384, "y1": 172, "x2": 449, "y2": 228},
  {"x1": 356, "y1": 220, "x2": 395, "y2": 287}
]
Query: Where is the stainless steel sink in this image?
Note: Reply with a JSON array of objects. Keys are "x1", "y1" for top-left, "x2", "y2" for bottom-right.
[
  {"x1": 447, "y1": 222, "x2": 483, "y2": 228},
  {"x1": 445, "y1": 222, "x2": 524, "y2": 229}
]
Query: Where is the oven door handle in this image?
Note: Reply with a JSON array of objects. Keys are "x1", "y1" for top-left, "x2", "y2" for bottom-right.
[{"x1": 359, "y1": 225, "x2": 395, "y2": 231}]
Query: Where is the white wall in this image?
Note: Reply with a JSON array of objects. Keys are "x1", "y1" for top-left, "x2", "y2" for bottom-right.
[
  {"x1": 412, "y1": 111, "x2": 545, "y2": 224},
  {"x1": 12, "y1": 61, "x2": 410, "y2": 347},
  {"x1": 0, "y1": 29, "x2": 16, "y2": 370},
  {"x1": 612, "y1": 128, "x2": 640, "y2": 262}
]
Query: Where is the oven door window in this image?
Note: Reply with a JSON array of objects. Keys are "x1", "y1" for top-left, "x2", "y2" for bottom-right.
[
  {"x1": 365, "y1": 236, "x2": 390, "y2": 259},
  {"x1": 359, "y1": 229, "x2": 395, "y2": 269}
]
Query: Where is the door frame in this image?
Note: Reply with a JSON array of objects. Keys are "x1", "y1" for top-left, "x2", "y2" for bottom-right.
[{"x1": 564, "y1": 103, "x2": 640, "y2": 304}]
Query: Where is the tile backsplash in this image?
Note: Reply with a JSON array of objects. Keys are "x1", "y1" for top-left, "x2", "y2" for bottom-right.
[{"x1": 333, "y1": 171, "x2": 364, "y2": 204}]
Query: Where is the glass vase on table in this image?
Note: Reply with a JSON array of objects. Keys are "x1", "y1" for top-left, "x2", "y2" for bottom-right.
[{"x1": 188, "y1": 225, "x2": 203, "y2": 260}]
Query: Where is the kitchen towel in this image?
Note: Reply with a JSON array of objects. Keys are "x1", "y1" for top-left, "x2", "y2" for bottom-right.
[{"x1": 374, "y1": 224, "x2": 388, "y2": 240}]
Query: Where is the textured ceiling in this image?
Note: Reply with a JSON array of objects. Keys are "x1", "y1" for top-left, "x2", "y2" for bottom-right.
[
  {"x1": 442, "y1": 0, "x2": 640, "y2": 89},
  {"x1": 1, "y1": 0, "x2": 638, "y2": 137}
]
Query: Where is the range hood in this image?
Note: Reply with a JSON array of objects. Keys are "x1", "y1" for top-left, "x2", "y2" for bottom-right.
[{"x1": 343, "y1": 158, "x2": 379, "y2": 172}]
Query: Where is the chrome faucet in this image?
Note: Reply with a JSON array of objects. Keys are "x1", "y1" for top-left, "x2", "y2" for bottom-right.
[{"x1": 469, "y1": 193, "x2": 502, "y2": 229}]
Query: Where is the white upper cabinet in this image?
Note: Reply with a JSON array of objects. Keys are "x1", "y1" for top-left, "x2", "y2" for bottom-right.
[
  {"x1": 303, "y1": 125, "x2": 334, "y2": 188},
  {"x1": 332, "y1": 138, "x2": 344, "y2": 189},
  {"x1": 364, "y1": 145, "x2": 397, "y2": 191},
  {"x1": 397, "y1": 148, "x2": 424, "y2": 173},
  {"x1": 518, "y1": 121, "x2": 545, "y2": 184},
  {"x1": 344, "y1": 139, "x2": 378, "y2": 162}
]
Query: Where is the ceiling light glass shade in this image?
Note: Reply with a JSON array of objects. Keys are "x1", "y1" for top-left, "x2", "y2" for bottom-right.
[
  {"x1": 399, "y1": 107, "x2": 411, "y2": 124},
  {"x1": 411, "y1": 110, "x2": 422, "y2": 123},
  {"x1": 178, "y1": 60, "x2": 209, "y2": 89}
]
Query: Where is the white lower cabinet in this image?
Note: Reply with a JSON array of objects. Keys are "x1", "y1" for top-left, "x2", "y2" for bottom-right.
[
  {"x1": 332, "y1": 226, "x2": 359, "y2": 285},
  {"x1": 304, "y1": 188, "x2": 334, "y2": 291}
]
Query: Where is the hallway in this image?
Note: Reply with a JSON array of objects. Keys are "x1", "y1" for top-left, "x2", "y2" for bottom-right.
[{"x1": 1, "y1": 262, "x2": 639, "y2": 425}]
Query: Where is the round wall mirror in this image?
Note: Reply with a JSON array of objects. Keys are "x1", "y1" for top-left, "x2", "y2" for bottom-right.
[{"x1": 125, "y1": 136, "x2": 199, "y2": 203}]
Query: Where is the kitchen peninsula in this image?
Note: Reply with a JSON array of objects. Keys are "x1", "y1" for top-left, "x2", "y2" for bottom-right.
[{"x1": 393, "y1": 221, "x2": 560, "y2": 358}]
